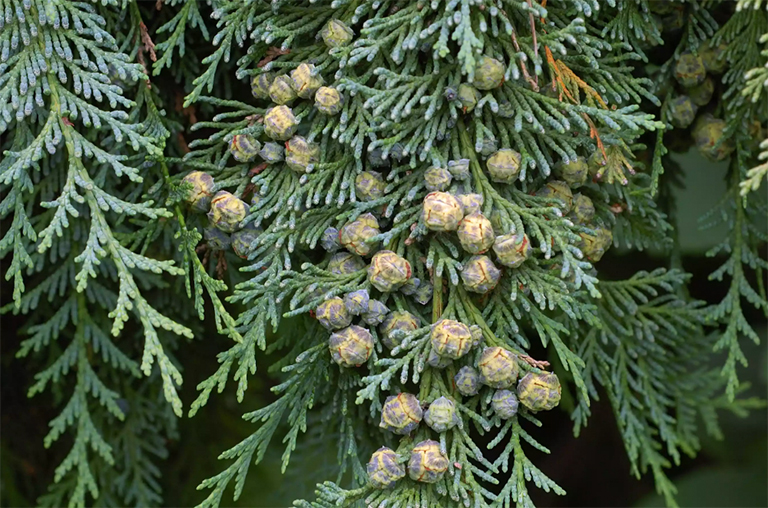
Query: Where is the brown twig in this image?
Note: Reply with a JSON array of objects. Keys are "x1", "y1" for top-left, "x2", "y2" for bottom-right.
[
  {"x1": 585, "y1": 114, "x2": 607, "y2": 161},
  {"x1": 177, "y1": 133, "x2": 190, "y2": 154},
  {"x1": 404, "y1": 223, "x2": 418, "y2": 246},
  {"x1": 510, "y1": 30, "x2": 538, "y2": 91},
  {"x1": 135, "y1": 21, "x2": 156, "y2": 89},
  {"x1": 245, "y1": 114, "x2": 263, "y2": 125},
  {"x1": 175, "y1": 91, "x2": 198, "y2": 125},
  {"x1": 139, "y1": 22, "x2": 157, "y2": 62},
  {"x1": 257, "y1": 47, "x2": 291, "y2": 68},
  {"x1": 249, "y1": 162, "x2": 269, "y2": 177},
  {"x1": 216, "y1": 251, "x2": 228, "y2": 279}
]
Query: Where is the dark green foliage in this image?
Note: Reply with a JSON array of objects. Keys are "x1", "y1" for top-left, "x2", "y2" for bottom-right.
[{"x1": 1, "y1": 1, "x2": 766, "y2": 508}]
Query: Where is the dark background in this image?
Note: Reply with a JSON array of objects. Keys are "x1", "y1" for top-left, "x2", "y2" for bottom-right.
[{"x1": 2, "y1": 150, "x2": 766, "y2": 507}]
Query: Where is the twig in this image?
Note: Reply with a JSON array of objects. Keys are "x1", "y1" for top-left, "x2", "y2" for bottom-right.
[
  {"x1": 257, "y1": 47, "x2": 291, "y2": 68},
  {"x1": 519, "y1": 354, "x2": 550, "y2": 370},
  {"x1": 511, "y1": 30, "x2": 538, "y2": 91},
  {"x1": 139, "y1": 22, "x2": 157, "y2": 62},
  {"x1": 216, "y1": 251, "x2": 228, "y2": 279}
]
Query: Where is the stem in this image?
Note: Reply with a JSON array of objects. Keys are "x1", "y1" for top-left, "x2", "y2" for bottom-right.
[
  {"x1": 432, "y1": 270, "x2": 443, "y2": 322},
  {"x1": 419, "y1": 369, "x2": 432, "y2": 401},
  {"x1": 159, "y1": 161, "x2": 189, "y2": 227}
]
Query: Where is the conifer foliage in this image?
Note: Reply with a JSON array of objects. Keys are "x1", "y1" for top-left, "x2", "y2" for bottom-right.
[{"x1": 1, "y1": 1, "x2": 766, "y2": 507}]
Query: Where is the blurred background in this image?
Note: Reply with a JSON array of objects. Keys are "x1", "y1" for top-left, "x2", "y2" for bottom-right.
[{"x1": 2, "y1": 147, "x2": 766, "y2": 507}]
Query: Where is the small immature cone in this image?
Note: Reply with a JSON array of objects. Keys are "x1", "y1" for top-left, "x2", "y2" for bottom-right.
[
  {"x1": 320, "y1": 227, "x2": 340, "y2": 252},
  {"x1": 231, "y1": 223, "x2": 261, "y2": 259},
  {"x1": 250, "y1": 72, "x2": 274, "y2": 99},
  {"x1": 486, "y1": 149, "x2": 522, "y2": 184},
  {"x1": 454, "y1": 366, "x2": 480, "y2": 396},
  {"x1": 389, "y1": 143, "x2": 405, "y2": 161},
  {"x1": 182, "y1": 171, "x2": 214, "y2": 212},
  {"x1": 413, "y1": 281, "x2": 433, "y2": 305},
  {"x1": 491, "y1": 390, "x2": 519, "y2": 419},
  {"x1": 380, "y1": 393, "x2": 423, "y2": 435},
  {"x1": 259, "y1": 141, "x2": 284, "y2": 163},
  {"x1": 268, "y1": 75, "x2": 298, "y2": 105},
  {"x1": 361, "y1": 299, "x2": 389, "y2": 326},
  {"x1": 469, "y1": 325, "x2": 483, "y2": 346},
  {"x1": 687, "y1": 77, "x2": 714, "y2": 106},
  {"x1": 379, "y1": 311, "x2": 420, "y2": 350},
  {"x1": 343, "y1": 289, "x2": 370, "y2": 316},
  {"x1": 427, "y1": 348, "x2": 452, "y2": 369},
  {"x1": 554, "y1": 157, "x2": 589, "y2": 189},
  {"x1": 285, "y1": 136, "x2": 320, "y2": 173},
  {"x1": 367, "y1": 147, "x2": 390, "y2": 169},
  {"x1": 356, "y1": 213, "x2": 379, "y2": 230},
  {"x1": 700, "y1": 40, "x2": 728, "y2": 73},
  {"x1": 536, "y1": 180, "x2": 574, "y2": 213},
  {"x1": 517, "y1": 372, "x2": 562, "y2": 411},
  {"x1": 692, "y1": 115, "x2": 734, "y2": 162},
  {"x1": 422, "y1": 192, "x2": 464, "y2": 231},
  {"x1": 578, "y1": 225, "x2": 613, "y2": 262},
  {"x1": 492, "y1": 232, "x2": 531, "y2": 269},
  {"x1": 473, "y1": 55, "x2": 505, "y2": 90},
  {"x1": 315, "y1": 297, "x2": 352, "y2": 330},
  {"x1": 569, "y1": 194, "x2": 595, "y2": 225},
  {"x1": 479, "y1": 136, "x2": 498, "y2": 156},
  {"x1": 457, "y1": 83, "x2": 481, "y2": 112},
  {"x1": 264, "y1": 105, "x2": 298, "y2": 141},
  {"x1": 327, "y1": 252, "x2": 365, "y2": 275},
  {"x1": 674, "y1": 52, "x2": 706, "y2": 88},
  {"x1": 447, "y1": 159, "x2": 470, "y2": 180},
  {"x1": 669, "y1": 95, "x2": 698, "y2": 129},
  {"x1": 431, "y1": 319, "x2": 473, "y2": 359},
  {"x1": 321, "y1": 19, "x2": 354, "y2": 48},
  {"x1": 424, "y1": 166, "x2": 453, "y2": 192},
  {"x1": 315, "y1": 86, "x2": 343, "y2": 115},
  {"x1": 399, "y1": 276, "x2": 421, "y2": 296},
  {"x1": 408, "y1": 440, "x2": 449, "y2": 483},
  {"x1": 477, "y1": 346, "x2": 519, "y2": 389},
  {"x1": 204, "y1": 227, "x2": 231, "y2": 251},
  {"x1": 229, "y1": 134, "x2": 261, "y2": 163},
  {"x1": 355, "y1": 171, "x2": 386, "y2": 201},
  {"x1": 368, "y1": 250, "x2": 411, "y2": 292},
  {"x1": 208, "y1": 191, "x2": 248, "y2": 233},
  {"x1": 367, "y1": 447, "x2": 405, "y2": 489},
  {"x1": 339, "y1": 213, "x2": 380, "y2": 256},
  {"x1": 457, "y1": 213, "x2": 495, "y2": 254},
  {"x1": 291, "y1": 63, "x2": 324, "y2": 99},
  {"x1": 497, "y1": 99, "x2": 514, "y2": 118},
  {"x1": 424, "y1": 396, "x2": 460, "y2": 432},
  {"x1": 460, "y1": 255, "x2": 501, "y2": 294},
  {"x1": 456, "y1": 193, "x2": 484, "y2": 215},
  {"x1": 328, "y1": 325, "x2": 373, "y2": 367}
]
